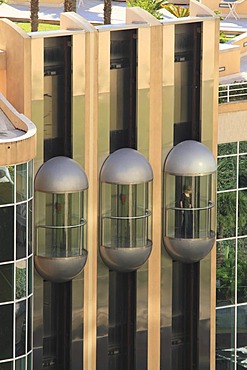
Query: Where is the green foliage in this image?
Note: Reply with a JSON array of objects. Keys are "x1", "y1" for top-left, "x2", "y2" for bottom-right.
[
  {"x1": 162, "y1": 3, "x2": 189, "y2": 17},
  {"x1": 217, "y1": 191, "x2": 236, "y2": 239},
  {"x1": 217, "y1": 156, "x2": 237, "y2": 191},
  {"x1": 127, "y1": 0, "x2": 165, "y2": 19},
  {"x1": 16, "y1": 268, "x2": 26, "y2": 299},
  {"x1": 217, "y1": 239, "x2": 247, "y2": 305},
  {"x1": 217, "y1": 240, "x2": 235, "y2": 305},
  {"x1": 218, "y1": 142, "x2": 237, "y2": 156}
]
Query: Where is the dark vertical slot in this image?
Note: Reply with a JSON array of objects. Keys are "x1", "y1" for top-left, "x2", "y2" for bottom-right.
[
  {"x1": 42, "y1": 36, "x2": 73, "y2": 370},
  {"x1": 108, "y1": 29, "x2": 137, "y2": 370},
  {"x1": 172, "y1": 23, "x2": 201, "y2": 370},
  {"x1": 108, "y1": 272, "x2": 136, "y2": 370},
  {"x1": 44, "y1": 37, "x2": 72, "y2": 161}
]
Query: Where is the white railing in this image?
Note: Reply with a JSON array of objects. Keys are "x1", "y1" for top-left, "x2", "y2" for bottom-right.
[{"x1": 219, "y1": 81, "x2": 247, "y2": 104}]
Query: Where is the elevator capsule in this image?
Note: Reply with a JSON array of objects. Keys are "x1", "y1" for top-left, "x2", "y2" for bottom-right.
[
  {"x1": 164, "y1": 140, "x2": 217, "y2": 263},
  {"x1": 34, "y1": 156, "x2": 88, "y2": 282},
  {"x1": 100, "y1": 148, "x2": 153, "y2": 272}
]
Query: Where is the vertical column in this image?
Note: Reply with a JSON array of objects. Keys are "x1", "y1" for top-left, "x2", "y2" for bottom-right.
[
  {"x1": 201, "y1": 18, "x2": 219, "y2": 370},
  {"x1": 30, "y1": 36, "x2": 44, "y2": 370},
  {"x1": 148, "y1": 23, "x2": 163, "y2": 370},
  {"x1": 30, "y1": 37, "x2": 44, "y2": 173},
  {"x1": 160, "y1": 23, "x2": 175, "y2": 370},
  {"x1": 72, "y1": 32, "x2": 86, "y2": 167},
  {"x1": 97, "y1": 29, "x2": 110, "y2": 370},
  {"x1": 83, "y1": 25, "x2": 98, "y2": 370},
  {"x1": 136, "y1": 25, "x2": 151, "y2": 370}
]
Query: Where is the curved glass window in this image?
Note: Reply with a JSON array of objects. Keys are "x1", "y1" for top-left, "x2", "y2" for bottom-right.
[
  {"x1": 0, "y1": 160, "x2": 33, "y2": 368},
  {"x1": 165, "y1": 174, "x2": 216, "y2": 240},
  {"x1": 0, "y1": 166, "x2": 14, "y2": 205},
  {"x1": 36, "y1": 191, "x2": 86, "y2": 258},
  {"x1": 101, "y1": 183, "x2": 152, "y2": 249}
]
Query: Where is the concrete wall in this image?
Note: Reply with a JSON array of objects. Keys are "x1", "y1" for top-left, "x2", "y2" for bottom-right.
[{"x1": 219, "y1": 101, "x2": 247, "y2": 143}]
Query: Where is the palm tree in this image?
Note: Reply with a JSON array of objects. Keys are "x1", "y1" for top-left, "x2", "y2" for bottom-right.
[
  {"x1": 64, "y1": 0, "x2": 76, "y2": 12},
  {"x1": 104, "y1": 0, "x2": 112, "y2": 24},
  {"x1": 30, "y1": 0, "x2": 39, "y2": 32}
]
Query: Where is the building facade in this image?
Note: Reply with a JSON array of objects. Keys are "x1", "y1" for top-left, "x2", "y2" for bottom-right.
[{"x1": 0, "y1": 3, "x2": 220, "y2": 370}]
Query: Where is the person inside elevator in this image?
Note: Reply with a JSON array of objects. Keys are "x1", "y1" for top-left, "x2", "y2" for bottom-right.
[{"x1": 180, "y1": 184, "x2": 192, "y2": 238}]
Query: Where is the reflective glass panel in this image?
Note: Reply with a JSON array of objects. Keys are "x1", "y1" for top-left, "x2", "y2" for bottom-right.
[
  {"x1": 0, "y1": 166, "x2": 14, "y2": 205},
  {"x1": 0, "y1": 304, "x2": 13, "y2": 360},
  {"x1": 0, "y1": 206, "x2": 14, "y2": 262},
  {"x1": 218, "y1": 142, "x2": 237, "y2": 156},
  {"x1": 217, "y1": 156, "x2": 237, "y2": 191},
  {"x1": 238, "y1": 190, "x2": 247, "y2": 236},
  {"x1": 16, "y1": 203, "x2": 27, "y2": 260},
  {"x1": 0, "y1": 361, "x2": 13, "y2": 370},
  {"x1": 216, "y1": 240, "x2": 235, "y2": 307},
  {"x1": 237, "y1": 305, "x2": 247, "y2": 367},
  {"x1": 101, "y1": 183, "x2": 152, "y2": 248},
  {"x1": 27, "y1": 353, "x2": 32, "y2": 370},
  {"x1": 0, "y1": 263, "x2": 14, "y2": 303},
  {"x1": 28, "y1": 257, "x2": 32, "y2": 296},
  {"x1": 237, "y1": 238, "x2": 247, "y2": 303},
  {"x1": 15, "y1": 300, "x2": 26, "y2": 357},
  {"x1": 217, "y1": 192, "x2": 236, "y2": 239},
  {"x1": 239, "y1": 155, "x2": 247, "y2": 189},
  {"x1": 165, "y1": 174, "x2": 215, "y2": 239},
  {"x1": 27, "y1": 297, "x2": 32, "y2": 352},
  {"x1": 239, "y1": 140, "x2": 247, "y2": 153},
  {"x1": 16, "y1": 163, "x2": 27, "y2": 203},
  {"x1": 16, "y1": 261, "x2": 26, "y2": 300},
  {"x1": 28, "y1": 201, "x2": 32, "y2": 256},
  {"x1": 15, "y1": 357, "x2": 25, "y2": 370},
  {"x1": 28, "y1": 161, "x2": 33, "y2": 199},
  {"x1": 216, "y1": 307, "x2": 235, "y2": 370}
]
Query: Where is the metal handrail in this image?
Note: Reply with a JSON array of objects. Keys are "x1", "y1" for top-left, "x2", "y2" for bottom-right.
[
  {"x1": 36, "y1": 219, "x2": 87, "y2": 230},
  {"x1": 219, "y1": 82, "x2": 247, "y2": 104},
  {"x1": 102, "y1": 209, "x2": 151, "y2": 220},
  {"x1": 166, "y1": 203, "x2": 215, "y2": 211}
]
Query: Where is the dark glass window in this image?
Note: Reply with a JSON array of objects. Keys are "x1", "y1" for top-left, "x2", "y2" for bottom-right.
[
  {"x1": 217, "y1": 192, "x2": 236, "y2": 239},
  {"x1": 28, "y1": 161, "x2": 33, "y2": 199},
  {"x1": 216, "y1": 307, "x2": 235, "y2": 370},
  {"x1": 238, "y1": 190, "x2": 247, "y2": 236},
  {"x1": 16, "y1": 203, "x2": 27, "y2": 260},
  {"x1": 28, "y1": 257, "x2": 32, "y2": 296},
  {"x1": 218, "y1": 142, "x2": 237, "y2": 156},
  {"x1": 27, "y1": 297, "x2": 32, "y2": 352},
  {"x1": 0, "y1": 361, "x2": 13, "y2": 370},
  {"x1": 0, "y1": 264, "x2": 14, "y2": 303},
  {"x1": 239, "y1": 155, "x2": 247, "y2": 188},
  {"x1": 217, "y1": 156, "x2": 237, "y2": 191},
  {"x1": 15, "y1": 357, "x2": 25, "y2": 370},
  {"x1": 0, "y1": 304, "x2": 13, "y2": 360},
  {"x1": 27, "y1": 354, "x2": 32, "y2": 370},
  {"x1": 237, "y1": 305, "x2": 247, "y2": 367},
  {"x1": 16, "y1": 163, "x2": 27, "y2": 203},
  {"x1": 216, "y1": 240, "x2": 235, "y2": 307},
  {"x1": 0, "y1": 166, "x2": 14, "y2": 205},
  {"x1": 28, "y1": 200, "x2": 33, "y2": 256},
  {"x1": 0, "y1": 206, "x2": 14, "y2": 262},
  {"x1": 15, "y1": 300, "x2": 26, "y2": 357},
  {"x1": 237, "y1": 238, "x2": 247, "y2": 303}
]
